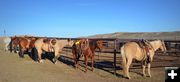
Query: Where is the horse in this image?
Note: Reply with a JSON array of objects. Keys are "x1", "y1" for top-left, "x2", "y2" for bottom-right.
[
  {"x1": 9, "y1": 36, "x2": 19, "y2": 53},
  {"x1": 72, "y1": 39, "x2": 103, "y2": 71},
  {"x1": 3, "y1": 37, "x2": 11, "y2": 51},
  {"x1": 72, "y1": 40, "x2": 83, "y2": 68},
  {"x1": 34, "y1": 38, "x2": 73, "y2": 64},
  {"x1": 72, "y1": 39, "x2": 104, "y2": 71},
  {"x1": 120, "y1": 40, "x2": 166, "y2": 79},
  {"x1": 80, "y1": 39, "x2": 94, "y2": 72},
  {"x1": 89, "y1": 39, "x2": 104, "y2": 53},
  {"x1": 10, "y1": 36, "x2": 38, "y2": 58}
]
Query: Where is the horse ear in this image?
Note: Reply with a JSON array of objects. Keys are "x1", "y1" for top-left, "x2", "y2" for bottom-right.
[{"x1": 86, "y1": 39, "x2": 89, "y2": 42}]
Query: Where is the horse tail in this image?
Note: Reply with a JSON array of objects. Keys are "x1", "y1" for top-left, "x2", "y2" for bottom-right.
[
  {"x1": 9, "y1": 40, "x2": 13, "y2": 52},
  {"x1": 121, "y1": 46, "x2": 127, "y2": 74}
]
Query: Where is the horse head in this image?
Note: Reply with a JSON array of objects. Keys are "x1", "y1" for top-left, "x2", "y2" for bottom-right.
[
  {"x1": 159, "y1": 40, "x2": 167, "y2": 53},
  {"x1": 80, "y1": 39, "x2": 89, "y2": 51},
  {"x1": 96, "y1": 40, "x2": 104, "y2": 52}
]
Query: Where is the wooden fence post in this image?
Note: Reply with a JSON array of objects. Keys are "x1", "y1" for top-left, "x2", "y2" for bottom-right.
[{"x1": 114, "y1": 39, "x2": 117, "y2": 75}]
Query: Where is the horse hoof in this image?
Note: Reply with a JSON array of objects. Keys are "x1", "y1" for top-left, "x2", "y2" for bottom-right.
[
  {"x1": 147, "y1": 75, "x2": 151, "y2": 77},
  {"x1": 127, "y1": 76, "x2": 131, "y2": 79},
  {"x1": 53, "y1": 59, "x2": 57, "y2": 64},
  {"x1": 54, "y1": 61, "x2": 57, "y2": 64},
  {"x1": 19, "y1": 56, "x2": 24, "y2": 58},
  {"x1": 39, "y1": 60, "x2": 44, "y2": 63},
  {"x1": 143, "y1": 74, "x2": 146, "y2": 77}
]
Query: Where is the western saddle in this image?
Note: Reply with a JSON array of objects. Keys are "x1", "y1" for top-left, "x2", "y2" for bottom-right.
[{"x1": 137, "y1": 39, "x2": 152, "y2": 63}]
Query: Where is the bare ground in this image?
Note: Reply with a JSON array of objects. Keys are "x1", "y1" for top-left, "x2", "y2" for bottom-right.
[{"x1": 0, "y1": 42, "x2": 180, "y2": 82}]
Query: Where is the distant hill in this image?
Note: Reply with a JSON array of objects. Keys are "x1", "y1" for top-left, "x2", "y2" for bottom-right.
[{"x1": 87, "y1": 31, "x2": 180, "y2": 40}]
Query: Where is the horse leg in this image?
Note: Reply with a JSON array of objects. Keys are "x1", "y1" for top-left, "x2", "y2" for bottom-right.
[
  {"x1": 85, "y1": 56, "x2": 88, "y2": 73},
  {"x1": 32, "y1": 48, "x2": 38, "y2": 61},
  {"x1": 53, "y1": 56, "x2": 58, "y2": 64},
  {"x1": 5, "y1": 44, "x2": 8, "y2": 51},
  {"x1": 22, "y1": 49, "x2": 25, "y2": 58},
  {"x1": 147, "y1": 63, "x2": 151, "y2": 77},
  {"x1": 123, "y1": 64, "x2": 127, "y2": 78},
  {"x1": 142, "y1": 64, "x2": 146, "y2": 77},
  {"x1": 10, "y1": 42, "x2": 13, "y2": 53},
  {"x1": 126, "y1": 58, "x2": 132, "y2": 79},
  {"x1": 74, "y1": 55, "x2": 77, "y2": 68},
  {"x1": 72, "y1": 51, "x2": 78, "y2": 68},
  {"x1": 37, "y1": 50, "x2": 43, "y2": 63},
  {"x1": 53, "y1": 51, "x2": 59, "y2": 64},
  {"x1": 91, "y1": 53, "x2": 94, "y2": 71},
  {"x1": 13, "y1": 46, "x2": 16, "y2": 53},
  {"x1": 19, "y1": 48, "x2": 24, "y2": 58}
]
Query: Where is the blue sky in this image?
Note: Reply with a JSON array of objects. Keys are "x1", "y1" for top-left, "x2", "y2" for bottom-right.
[{"x1": 0, "y1": 0, "x2": 180, "y2": 37}]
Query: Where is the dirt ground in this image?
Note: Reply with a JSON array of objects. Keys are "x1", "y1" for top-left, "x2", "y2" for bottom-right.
[{"x1": 0, "y1": 41, "x2": 180, "y2": 82}]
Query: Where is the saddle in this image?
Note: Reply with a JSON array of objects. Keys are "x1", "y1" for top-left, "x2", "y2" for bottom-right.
[
  {"x1": 73, "y1": 40, "x2": 83, "y2": 58},
  {"x1": 137, "y1": 39, "x2": 152, "y2": 63},
  {"x1": 43, "y1": 38, "x2": 57, "y2": 45},
  {"x1": 75, "y1": 40, "x2": 80, "y2": 45},
  {"x1": 43, "y1": 38, "x2": 57, "y2": 52}
]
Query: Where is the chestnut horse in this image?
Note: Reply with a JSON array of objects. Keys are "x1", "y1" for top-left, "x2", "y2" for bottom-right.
[
  {"x1": 10, "y1": 36, "x2": 20, "y2": 53},
  {"x1": 72, "y1": 39, "x2": 104, "y2": 72},
  {"x1": 34, "y1": 38, "x2": 73, "y2": 64},
  {"x1": 121, "y1": 40, "x2": 166, "y2": 79},
  {"x1": 10, "y1": 36, "x2": 38, "y2": 58}
]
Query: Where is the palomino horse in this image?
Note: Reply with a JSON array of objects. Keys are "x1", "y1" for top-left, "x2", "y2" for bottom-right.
[
  {"x1": 72, "y1": 39, "x2": 104, "y2": 69},
  {"x1": 121, "y1": 40, "x2": 166, "y2": 79},
  {"x1": 3, "y1": 37, "x2": 11, "y2": 51},
  {"x1": 34, "y1": 38, "x2": 73, "y2": 64}
]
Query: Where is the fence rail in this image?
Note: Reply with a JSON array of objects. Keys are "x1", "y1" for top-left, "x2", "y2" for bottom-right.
[{"x1": 24, "y1": 36, "x2": 180, "y2": 75}]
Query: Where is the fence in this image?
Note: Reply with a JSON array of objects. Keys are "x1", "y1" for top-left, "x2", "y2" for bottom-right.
[{"x1": 25, "y1": 36, "x2": 180, "y2": 75}]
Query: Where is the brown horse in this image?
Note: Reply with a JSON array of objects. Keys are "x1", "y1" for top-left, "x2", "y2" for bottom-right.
[
  {"x1": 10, "y1": 36, "x2": 38, "y2": 58},
  {"x1": 72, "y1": 40, "x2": 83, "y2": 68},
  {"x1": 34, "y1": 38, "x2": 73, "y2": 64},
  {"x1": 80, "y1": 39, "x2": 93, "y2": 72},
  {"x1": 121, "y1": 40, "x2": 166, "y2": 79},
  {"x1": 72, "y1": 39, "x2": 104, "y2": 72},
  {"x1": 10, "y1": 36, "x2": 20, "y2": 53},
  {"x1": 89, "y1": 39, "x2": 104, "y2": 53}
]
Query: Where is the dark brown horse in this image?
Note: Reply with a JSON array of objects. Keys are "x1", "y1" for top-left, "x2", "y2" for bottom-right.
[
  {"x1": 72, "y1": 40, "x2": 82, "y2": 68},
  {"x1": 72, "y1": 39, "x2": 104, "y2": 72}
]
